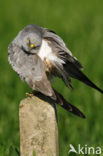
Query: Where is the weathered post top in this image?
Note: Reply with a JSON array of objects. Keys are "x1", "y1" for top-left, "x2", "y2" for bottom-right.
[{"x1": 19, "y1": 95, "x2": 58, "y2": 156}]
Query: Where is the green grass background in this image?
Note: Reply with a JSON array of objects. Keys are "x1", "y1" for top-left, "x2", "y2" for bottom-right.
[{"x1": 0, "y1": 0, "x2": 103, "y2": 155}]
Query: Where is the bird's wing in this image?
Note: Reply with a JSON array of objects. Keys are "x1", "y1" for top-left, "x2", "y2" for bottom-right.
[
  {"x1": 42, "y1": 29, "x2": 103, "y2": 93},
  {"x1": 54, "y1": 90, "x2": 85, "y2": 118},
  {"x1": 42, "y1": 28, "x2": 83, "y2": 70},
  {"x1": 26, "y1": 54, "x2": 56, "y2": 100},
  {"x1": 42, "y1": 28, "x2": 82, "y2": 88},
  {"x1": 34, "y1": 89, "x2": 86, "y2": 119},
  {"x1": 8, "y1": 42, "x2": 56, "y2": 99}
]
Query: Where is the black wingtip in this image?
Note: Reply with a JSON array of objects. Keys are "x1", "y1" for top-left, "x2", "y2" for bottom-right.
[
  {"x1": 96, "y1": 87, "x2": 103, "y2": 94},
  {"x1": 78, "y1": 112, "x2": 86, "y2": 119},
  {"x1": 66, "y1": 102, "x2": 86, "y2": 119},
  {"x1": 64, "y1": 61, "x2": 103, "y2": 94},
  {"x1": 61, "y1": 100, "x2": 86, "y2": 119},
  {"x1": 83, "y1": 79, "x2": 103, "y2": 94},
  {"x1": 54, "y1": 90, "x2": 86, "y2": 119}
]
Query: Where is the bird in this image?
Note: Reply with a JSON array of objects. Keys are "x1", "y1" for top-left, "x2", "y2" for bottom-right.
[{"x1": 8, "y1": 24, "x2": 103, "y2": 119}]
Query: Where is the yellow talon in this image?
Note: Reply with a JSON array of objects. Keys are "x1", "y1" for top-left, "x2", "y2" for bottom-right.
[{"x1": 25, "y1": 92, "x2": 33, "y2": 97}]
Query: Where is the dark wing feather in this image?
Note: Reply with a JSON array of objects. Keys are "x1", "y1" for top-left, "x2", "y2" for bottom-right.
[
  {"x1": 63, "y1": 60, "x2": 103, "y2": 93},
  {"x1": 54, "y1": 90, "x2": 85, "y2": 118},
  {"x1": 34, "y1": 90, "x2": 85, "y2": 119},
  {"x1": 42, "y1": 28, "x2": 82, "y2": 88},
  {"x1": 43, "y1": 28, "x2": 83, "y2": 69},
  {"x1": 43, "y1": 28, "x2": 103, "y2": 94}
]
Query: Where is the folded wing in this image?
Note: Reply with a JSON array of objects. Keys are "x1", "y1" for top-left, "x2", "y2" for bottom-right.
[{"x1": 43, "y1": 29, "x2": 103, "y2": 93}]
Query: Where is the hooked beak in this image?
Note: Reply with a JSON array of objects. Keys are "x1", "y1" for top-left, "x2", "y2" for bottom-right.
[{"x1": 21, "y1": 46, "x2": 38, "y2": 55}]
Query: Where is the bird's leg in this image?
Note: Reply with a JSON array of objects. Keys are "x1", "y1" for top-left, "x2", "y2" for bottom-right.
[
  {"x1": 25, "y1": 92, "x2": 33, "y2": 97},
  {"x1": 25, "y1": 90, "x2": 37, "y2": 97}
]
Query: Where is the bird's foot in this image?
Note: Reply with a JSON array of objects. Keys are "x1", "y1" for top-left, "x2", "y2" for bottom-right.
[{"x1": 25, "y1": 92, "x2": 34, "y2": 97}]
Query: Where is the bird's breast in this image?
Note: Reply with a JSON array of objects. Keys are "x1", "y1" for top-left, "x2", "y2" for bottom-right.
[
  {"x1": 38, "y1": 38, "x2": 64, "y2": 79},
  {"x1": 38, "y1": 39, "x2": 56, "y2": 76},
  {"x1": 44, "y1": 58, "x2": 55, "y2": 73},
  {"x1": 38, "y1": 39, "x2": 57, "y2": 61}
]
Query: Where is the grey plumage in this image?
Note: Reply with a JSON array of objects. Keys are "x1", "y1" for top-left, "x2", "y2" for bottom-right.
[
  {"x1": 8, "y1": 24, "x2": 103, "y2": 118},
  {"x1": 8, "y1": 40, "x2": 56, "y2": 99}
]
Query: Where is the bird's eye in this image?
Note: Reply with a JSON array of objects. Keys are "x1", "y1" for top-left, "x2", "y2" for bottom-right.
[
  {"x1": 27, "y1": 38, "x2": 35, "y2": 48},
  {"x1": 29, "y1": 43, "x2": 35, "y2": 48}
]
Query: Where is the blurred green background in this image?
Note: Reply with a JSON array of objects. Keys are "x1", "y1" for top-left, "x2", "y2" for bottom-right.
[{"x1": 0, "y1": 0, "x2": 103, "y2": 155}]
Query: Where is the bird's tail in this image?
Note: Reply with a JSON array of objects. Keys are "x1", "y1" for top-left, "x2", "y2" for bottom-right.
[
  {"x1": 63, "y1": 61, "x2": 103, "y2": 94},
  {"x1": 34, "y1": 90, "x2": 85, "y2": 118},
  {"x1": 54, "y1": 90, "x2": 86, "y2": 119}
]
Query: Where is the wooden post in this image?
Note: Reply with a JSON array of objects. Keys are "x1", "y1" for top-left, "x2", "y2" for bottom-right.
[{"x1": 19, "y1": 95, "x2": 58, "y2": 156}]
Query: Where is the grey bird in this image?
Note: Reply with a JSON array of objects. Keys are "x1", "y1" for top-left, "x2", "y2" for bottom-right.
[{"x1": 8, "y1": 24, "x2": 103, "y2": 119}]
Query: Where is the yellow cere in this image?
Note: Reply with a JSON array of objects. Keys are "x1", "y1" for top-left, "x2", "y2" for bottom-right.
[{"x1": 30, "y1": 43, "x2": 35, "y2": 48}]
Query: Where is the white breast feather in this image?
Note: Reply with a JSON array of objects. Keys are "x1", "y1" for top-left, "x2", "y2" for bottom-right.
[{"x1": 38, "y1": 39, "x2": 65, "y2": 64}]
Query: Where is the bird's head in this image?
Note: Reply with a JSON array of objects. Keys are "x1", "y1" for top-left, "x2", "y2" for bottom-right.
[{"x1": 14, "y1": 24, "x2": 43, "y2": 55}]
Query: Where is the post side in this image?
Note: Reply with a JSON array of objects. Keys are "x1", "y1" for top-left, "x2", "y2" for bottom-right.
[{"x1": 19, "y1": 95, "x2": 58, "y2": 156}]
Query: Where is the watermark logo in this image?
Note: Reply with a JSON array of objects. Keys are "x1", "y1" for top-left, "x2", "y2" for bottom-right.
[{"x1": 68, "y1": 144, "x2": 101, "y2": 155}]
